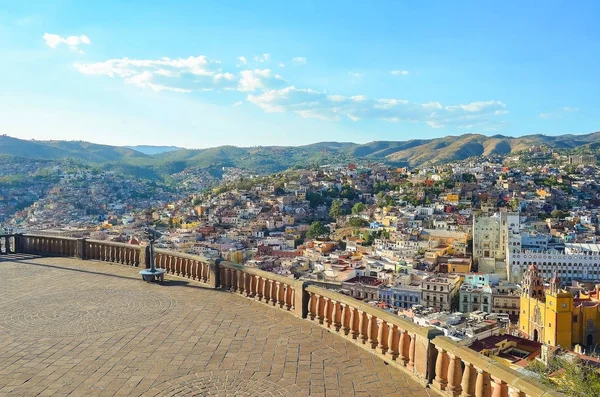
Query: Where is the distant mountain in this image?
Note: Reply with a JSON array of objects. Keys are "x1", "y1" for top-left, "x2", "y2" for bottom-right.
[
  {"x1": 0, "y1": 135, "x2": 147, "y2": 162},
  {"x1": 1, "y1": 131, "x2": 598, "y2": 178},
  {"x1": 124, "y1": 145, "x2": 181, "y2": 155}
]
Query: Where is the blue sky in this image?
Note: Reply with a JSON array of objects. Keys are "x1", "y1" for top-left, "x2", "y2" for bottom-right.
[{"x1": 1, "y1": 0, "x2": 598, "y2": 148}]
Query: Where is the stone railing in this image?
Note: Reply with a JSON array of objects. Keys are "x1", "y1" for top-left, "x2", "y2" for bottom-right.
[
  {"x1": 84, "y1": 239, "x2": 144, "y2": 267},
  {"x1": 0, "y1": 234, "x2": 17, "y2": 254},
  {"x1": 154, "y1": 248, "x2": 216, "y2": 285},
  {"x1": 19, "y1": 234, "x2": 80, "y2": 257},
  {"x1": 218, "y1": 261, "x2": 304, "y2": 317},
  {"x1": 430, "y1": 336, "x2": 559, "y2": 397},
  {"x1": 6, "y1": 234, "x2": 562, "y2": 396},
  {"x1": 305, "y1": 284, "x2": 443, "y2": 384}
]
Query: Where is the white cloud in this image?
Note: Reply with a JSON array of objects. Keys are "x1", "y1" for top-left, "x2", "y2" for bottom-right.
[
  {"x1": 74, "y1": 55, "x2": 236, "y2": 92},
  {"x1": 538, "y1": 113, "x2": 553, "y2": 119},
  {"x1": 247, "y1": 85, "x2": 507, "y2": 128},
  {"x1": 292, "y1": 57, "x2": 307, "y2": 65},
  {"x1": 253, "y1": 53, "x2": 271, "y2": 63},
  {"x1": 237, "y1": 69, "x2": 287, "y2": 92},
  {"x1": 233, "y1": 101, "x2": 243, "y2": 107},
  {"x1": 279, "y1": 62, "x2": 285, "y2": 68},
  {"x1": 349, "y1": 72, "x2": 364, "y2": 78},
  {"x1": 43, "y1": 33, "x2": 90, "y2": 53},
  {"x1": 563, "y1": 106, "x2": 579, "y2": 112},
  {"x1": 391, "y1": 70, "x2": 409, "y2": 75}
]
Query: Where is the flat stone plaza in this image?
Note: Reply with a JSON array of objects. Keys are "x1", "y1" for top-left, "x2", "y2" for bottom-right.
[{"x1": 0, "y1": 255, "x2": 432, "y2": 396}]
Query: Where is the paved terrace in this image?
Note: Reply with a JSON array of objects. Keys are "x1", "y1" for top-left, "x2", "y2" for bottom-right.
[{"x1": 0, "y1": 255, "x2": 430, "y2": 397}]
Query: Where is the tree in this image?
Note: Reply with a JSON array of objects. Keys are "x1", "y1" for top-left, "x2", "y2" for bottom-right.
[
  {"x1": 551, "y1": 209, "x2": 569, "y2": 219},
  {"x1": 348, "y1": 217, "x2": 369, "y2": 228},
  {"x1": 307, "y1": 221, "x2": 329, "y2": 239},
  {"x1": 528, "y1": 356, "x2": 600, "y2": 397},
  {"x1": 352, "y1": 202, "x2": 367, "y2": 215},
  {"x1": 329, "y1": 199, "x2": 343, "y2": 218}
]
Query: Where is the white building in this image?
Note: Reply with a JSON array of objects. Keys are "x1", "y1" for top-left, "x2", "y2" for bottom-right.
[{"x1": 472, "y1": 211, "x2": 519, "y2": 277}]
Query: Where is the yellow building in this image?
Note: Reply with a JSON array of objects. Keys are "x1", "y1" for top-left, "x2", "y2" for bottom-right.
[{"x1": 519, "y1": 264, "x2": 600, "y2": 349}]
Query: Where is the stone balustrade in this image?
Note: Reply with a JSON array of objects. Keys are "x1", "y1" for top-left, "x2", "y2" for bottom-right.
[
  {"x1": 0, "y1": 234, "x2": 17, "y2": 254},
  {"x1": 218, "y1": 261, "x2": 304, "y2": 318},
  {"x1": 154, "y1": 248, "x2": 215, "y2": 285},
  {"x1": 85, "y1": 239, "x2": 144, "y2": 267},
  {"x1": 430, "y1": 336, "x2": 560, "y2": 397},
  {"x1": 19, "y1": 234, "x2": 79, "y2": 257},
  {"x1": 305, "y1": 284, "x2": 443, "y2": 384},
  {"x1": 4, "y1": 234, "x2": 563, "y2": 396}
]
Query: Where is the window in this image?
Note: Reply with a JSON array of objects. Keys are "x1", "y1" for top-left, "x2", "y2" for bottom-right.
[{"x1": 573, "y1": 315, "x2": 578, "y2": 323}]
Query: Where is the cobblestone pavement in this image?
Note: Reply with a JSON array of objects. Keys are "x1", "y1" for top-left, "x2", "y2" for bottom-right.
[{"x1": 0, "y1": 255, "x2": 433, "y2": 397}]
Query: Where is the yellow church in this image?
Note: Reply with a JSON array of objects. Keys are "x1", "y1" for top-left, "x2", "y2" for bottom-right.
[{"x1": 519, "y1": 264, "x2": 600, "y2": 349}]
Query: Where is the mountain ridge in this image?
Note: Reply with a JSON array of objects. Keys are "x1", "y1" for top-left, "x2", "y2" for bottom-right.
[{"x1": 1, "y1": 131, "x2": 598, "y2": 177}]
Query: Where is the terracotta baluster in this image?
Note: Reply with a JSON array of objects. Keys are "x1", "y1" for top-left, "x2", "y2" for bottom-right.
[
  {"x1": 388, "y1": 325, "x2": 399, "y2": 361},
  {"x1": 474, "y1": 368, "x2": 491, "y2": 397},
  {"x1": 507, "y1": 387, "x2": 524, "y2": 397},
  {"x1": 433, "y1": 347, "x2": 449, "y2": 391},
  {"x1": 333, "y1": 301, "x2": 342, "y2": 332},
  {"x1": 350, "y1": 308, "x2": 359, "y2": 340},
  {"x1": 377, "y1": 320, "x2": 388, "y2": 354},
  {"x1": 407, "y1": 334, "x2": 416, "y2": 371},
  {"x1": 309, "y1": 292, "x2": 317, "y2": 321},
  {"x1": 461, "y1": 362, "x2": 475, "y2": 397},
  {"x1": 491, "y1": 377, "x2": 508, "y2": 397},
  {"x1": 447, "y1": 353, "x2": 463, "y2": 396},
  {"x1": 340, "y1": 303, "x2": 351, "y2": 335}
]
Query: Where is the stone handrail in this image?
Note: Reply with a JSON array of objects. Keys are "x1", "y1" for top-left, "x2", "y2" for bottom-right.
[
  {"x1": 0, "y1": 234, "x2": 17, "y2": 254},
  {"x1": 305, "y1": 284, "x2": 443, "y2": 384},
  {"x1": 154, "y1": 248, "x2": 215, "y2": 285},
  {"x1": 7, "y1": 234, "x2": 562, "y2": 396},
  {"x1": 430, "y1": 336, "x2": 561, "y2": 397},
  {"x1": 218, "y1": 261, "x2": 304, "y2": 317}
]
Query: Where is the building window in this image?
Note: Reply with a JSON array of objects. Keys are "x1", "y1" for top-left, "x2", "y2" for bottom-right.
[{"x1": 573, "y1": 315, "x2": 578, "y2": 323}]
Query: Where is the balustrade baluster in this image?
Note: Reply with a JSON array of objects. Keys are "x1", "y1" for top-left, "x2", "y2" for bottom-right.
[
  {"x1": 461, "y1": 362, "x2": 475, "y2": 397},
  {"x1": 358, "y1": 310, "x2": 367, "y2": 344},
  {"x1": 408, "y1": 334, "x2": 416, "y2": 371},
  {"x1": 350, "y1": 308, "x2": 359, "y2": 340},
  {"x1": 491, "y1": 377, "x2": 508, "y2": 397},
  {"x1": 475, "y1": 369, "x2": 491, "y2": 397},
  {"x1": 507, "y1": 387, "x2": 524, "y2": 397},
  {"x1": 325, "y1": 298, "x2": 333, "y2": 328},
  {"x1": 275, "y1": 281, "x2": 282, "y2": 307},
  {"x1": 447, "y1": 353, "x2": 463, "y2": 396},
  {"x1": 308, "y1": 292, "x2": 317, "y2": 320},
  {"x1": 366, "y1": 314, "x2": 377, "y2": 348},
  {"x1": 333, "y1": 301, "x2": 342, "y2": 332},
  {"x1": 316, "y1": 295, "x2": 325, "y2": 324},
  {"x1": 433, "y1": 347, "x2": 449, "y2": 391},
  {"x1": 377, "y1": 320, "x2": 388, "y2": 354},
  {"x1": 230, "y1": 270, "x2": 238, "y2": 292},
  {"x1": 388, "y1": 326, "x2": 400, "y2": 361}
]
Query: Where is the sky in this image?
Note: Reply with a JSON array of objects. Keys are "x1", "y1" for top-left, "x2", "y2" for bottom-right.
[{"x1": 0, "y1": 0, "x2": 599, "y2": 148}]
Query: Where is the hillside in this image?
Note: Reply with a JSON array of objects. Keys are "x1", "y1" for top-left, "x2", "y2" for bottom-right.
[{"x1": 1, "y1": 131, "x2": 598, "y2": 176}]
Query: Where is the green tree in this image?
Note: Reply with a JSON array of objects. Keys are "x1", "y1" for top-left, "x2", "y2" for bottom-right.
[
  {"x1": 307, "y1": 221, "x2": 329, "y2": 239},
  {"x1": 348, "y1": 217, "x2": 369, "y2": 228},
  {"x1": 329, "y1": 199, "x2": 343, "y2": 218},
  {"x1": 551, "y1": 209, "x2": 569, "y2": 219},
  {"x1": 352, "y1": 202, "x2": 367, "y2": 215},
  {"x1": 528, "y1": 356, "x2": 600, "y2": 397}
]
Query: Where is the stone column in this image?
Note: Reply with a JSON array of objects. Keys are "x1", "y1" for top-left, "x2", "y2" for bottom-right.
[
  {"x1": 389, "y1": 326, "x2": 400, "y2": 361},
  {"x1": 209, "y1": 258, "x2": 220, "y2": 289},
  {"x1": 333, "y1": 301, "x2": 342, "y2": 332},
  {"x1": 325, "y1": 298, "x2": 333, "y2": 328},
  {"x1": 474, "y1": 368, "x2": 491, "y2": 397},
  {"x1": 350, "y1": 308, "x2": 360, "y2": 340},
  {"x1": 491, "y1": 377, "x2": 508, "y2": 397},
  {"x1": 358, "y1": 311, "x2": 367, "y2": 344},
  {"x1": 377, "y1": 321, "x2": 388, "y2": 354},
  {"x1": 408, "y1": 334, "x2": 416, "y2": 371},
  {"x1": 447, "y1": 353, "x2": 463, "y2": 396},
  {"x1": 77, "y1": 238, "x2": 87, "y2": 260},
  {"x1": 433, "y1": 347, "x2": 449, "y2": 391},
  {"x1": 341, "y1": 303, "x2": 351, "y2": 335},
  {"x1": 461, "y1": 362, "x2": 475, "y2": 397}
]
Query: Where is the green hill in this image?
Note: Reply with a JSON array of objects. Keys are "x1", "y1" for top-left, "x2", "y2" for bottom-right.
[{"x1": 1, "y1": 131, "x2": 599, "y2": 177}]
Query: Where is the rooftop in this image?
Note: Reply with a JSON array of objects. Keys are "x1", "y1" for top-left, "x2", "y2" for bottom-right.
[{"x1": 0, "y1": 255, "x2": 428, "y2": 396}]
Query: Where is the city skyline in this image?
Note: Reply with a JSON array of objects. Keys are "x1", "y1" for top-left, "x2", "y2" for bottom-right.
[{"x1": 1, "y1": 1, "x2": 599, "y2": 147}]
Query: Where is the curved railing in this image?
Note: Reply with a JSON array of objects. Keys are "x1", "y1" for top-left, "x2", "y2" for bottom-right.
[
  {"x1": 306, "y1": 285, "x2": 442, "y2": 383},
  {"x1": 218, "y1": 261, "x2": 303, "y2": 317},
  {"x1": 6, "y1": 234, "x2": 562, "y2": 397},
  {"x1": 85, "y1": 239, "x2": 144, "y2": 267},
  {"x1": 154, "y1": 248, "x2": 214, "y2": 285},
  {"x1": 430, "y1": 336, "x2": 557, "y2": 397}
]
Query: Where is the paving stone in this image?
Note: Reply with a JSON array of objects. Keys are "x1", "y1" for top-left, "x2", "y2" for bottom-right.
[{"x1": 0, "y1": 255, "x2": 431, "y2": 396}]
